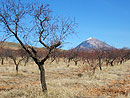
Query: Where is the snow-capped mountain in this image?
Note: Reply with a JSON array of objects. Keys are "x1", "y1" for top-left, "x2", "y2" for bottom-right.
[{"x1": 75, "y1": 37, "x2": 114, "y2": 50}]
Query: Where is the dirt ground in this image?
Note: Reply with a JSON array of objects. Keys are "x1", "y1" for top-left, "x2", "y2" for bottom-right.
[{"x1": 0, "y1": 59, "x2": 130, "y2": 98}]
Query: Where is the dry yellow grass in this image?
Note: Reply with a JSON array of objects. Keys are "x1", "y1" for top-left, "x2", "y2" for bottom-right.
[{"x1": 0, "y1": 59, "x2": 130, "y2": 98}]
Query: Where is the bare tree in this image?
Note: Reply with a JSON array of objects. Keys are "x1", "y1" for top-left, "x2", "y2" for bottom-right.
[
  {"x1": 66, "y1": 49, "x2": 80, "y2": 67},
  {"x1": 8, "y1": 49, "x2": 26, "y2": 73},
  {"x1": 104, "y1": 49, "x2": 118, "y2": 66},
  {"x1": 0, "y1": 48, "x2": 5, "y2": 65},
  {"x1": 0, "y1": 48, "x2": 11, "y2": 65},
  {"x1": 0, "y1": 0, "x2": 76, "y2": 92}
]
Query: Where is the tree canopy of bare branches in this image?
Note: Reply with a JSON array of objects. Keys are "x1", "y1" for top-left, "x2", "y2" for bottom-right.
[{"x1": 0, "y1": 0, "x2": 77, "y2": 92}]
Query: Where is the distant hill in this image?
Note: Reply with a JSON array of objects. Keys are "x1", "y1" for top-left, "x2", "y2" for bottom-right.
[
  {"x1": 0, "y1": 41, "x2": 22, "y2": 49},
  {"x1": 75, "y1": 37, "x2": 115, "y2": 51},
  {"x1": 0, "y1": 41, "x2": 46, "y2": 50},
  {"x1": 0, "y1": 41, "x2": 64, "y2": 52}
]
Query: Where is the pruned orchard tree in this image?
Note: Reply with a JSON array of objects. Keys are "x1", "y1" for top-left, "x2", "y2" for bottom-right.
[
  {"x1": 0, "y1": 48, "x2": 5, "y2": 65},
  {"x1": 0, "y1": 0, "x2": 76, "y2": 92},
  {"x1": 8, "y1": 49, "x2": 27, "y2": 73}
]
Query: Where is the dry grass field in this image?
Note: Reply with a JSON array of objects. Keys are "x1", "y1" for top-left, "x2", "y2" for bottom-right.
[{"x1": 0, "y1": 59, "x2": 130, "y2": 98}]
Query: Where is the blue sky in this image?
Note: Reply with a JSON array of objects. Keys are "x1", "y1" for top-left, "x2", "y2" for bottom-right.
[
  {"x1": 41, "y1": 0, "x2": 130, "y2": 49},
  {"x1": 1, "y1": 0, "x2": 130, "y2": 49}
]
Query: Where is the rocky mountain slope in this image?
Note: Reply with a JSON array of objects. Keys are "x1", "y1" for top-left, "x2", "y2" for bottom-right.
[{"x1": 75, "y1": 37, "x2": 114, "y2": 50}]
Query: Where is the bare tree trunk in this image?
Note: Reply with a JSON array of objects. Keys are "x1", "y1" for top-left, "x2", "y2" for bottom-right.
[
  {"x1": 10, "y1": 57, "x2": 19, "y2": 73},
  {"x1": 98, "y1": 58, "x2": 102, "y2": 70},
  {"x1": 38, "y1": 65, "x2": 47, "y2": 92},
  {"x1": 105, "y1": 59, "x2": 109, "y2": 66},
  {"x1": 67, "y1": 58, "x2": 71, "y2": 67},
  {"x1": 1, "y1": 58, "x2": 4, "y2": 65},
  {"x1": 24, "y1": 56, "x2": 29, "y2": 66},
  {"x1": 16, "y1": 64, "x2": 18, "y2": 73},
  {"x1": 74, "y1": 60, "x2": 78, "y2": 66},
  {"x1": 110, "y1": 61, "x2": 114, "y2": 66}
]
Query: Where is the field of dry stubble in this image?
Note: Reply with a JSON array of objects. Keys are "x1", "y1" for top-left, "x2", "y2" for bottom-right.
[{"x1": 0, "y1": 59, "x2": 130, "y2": 98}]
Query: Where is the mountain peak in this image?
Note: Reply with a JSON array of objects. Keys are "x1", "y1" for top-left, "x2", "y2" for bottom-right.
[
  {"x1": 87, "y1": 37, "x2": 94, "y2": 40},
  {"x1": 87, "y1": 37, "x2": 96, "y2": 40}
]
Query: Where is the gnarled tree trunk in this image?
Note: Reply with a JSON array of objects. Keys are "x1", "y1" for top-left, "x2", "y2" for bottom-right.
[
  {"x1": 38, "y1": 64, "x2": 47, "y2": 92},
  {"x1": 1, "y1": 58, "x2": 4, "y2": 65}
]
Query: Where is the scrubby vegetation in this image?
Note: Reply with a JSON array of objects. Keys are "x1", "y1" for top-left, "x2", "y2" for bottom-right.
[{"x1": 0, "y1": 47, "x2": 130, "y2": 98}]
